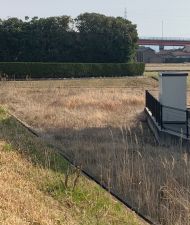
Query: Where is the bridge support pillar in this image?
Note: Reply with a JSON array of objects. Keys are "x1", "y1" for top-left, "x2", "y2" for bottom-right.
[{"x1": 159, "y1": 45, "x2": 164, "y2": 50}]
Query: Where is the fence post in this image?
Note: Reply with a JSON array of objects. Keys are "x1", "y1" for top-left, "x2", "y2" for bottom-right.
[
  {"x1": 145, "y1": 90, "x2": 148, "y2": 108},
  {"x1": 186, "y1": 110, "x2": 189, "y2": 138},
  {"x1": 160, "y1": 104, "x2": 163, "y2": 130},
  {"x1": 158, "y1": 102, "x2": 160, "y2": 126},
  {"x1": 155, "y1": 100, "x2": 157, "y2": 122}
]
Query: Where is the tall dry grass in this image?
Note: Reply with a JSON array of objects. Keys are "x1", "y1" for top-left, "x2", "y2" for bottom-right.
[{"x1": 0, "y1": 83, "x2": 190, "y2": 224}]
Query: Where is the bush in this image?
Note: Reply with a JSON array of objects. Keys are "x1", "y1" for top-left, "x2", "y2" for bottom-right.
[{"x1": 0, "y1": 62, "x2": 145, "y2": 79}]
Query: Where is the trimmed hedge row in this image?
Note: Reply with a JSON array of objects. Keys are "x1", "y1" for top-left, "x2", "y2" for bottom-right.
[
  {"x1": 165, "y1": 58, "x2": 190, "y2": 63},
  {"x1": 0, "y1": 62, "x2": 145, "y2": 79}
]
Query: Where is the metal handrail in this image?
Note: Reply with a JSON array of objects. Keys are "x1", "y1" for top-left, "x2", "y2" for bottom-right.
[{"x1": 146, "y1": 90, "x2": 189, "y2": 138}]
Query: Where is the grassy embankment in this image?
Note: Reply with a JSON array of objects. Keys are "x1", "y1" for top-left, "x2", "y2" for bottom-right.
[{"x1": 0, "y1": 106, "x2": 143, "y2": 225}]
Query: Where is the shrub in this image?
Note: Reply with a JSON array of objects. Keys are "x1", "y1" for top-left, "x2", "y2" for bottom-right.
[{"x1": 0, "y1": 62, "x2": 145, "y2": 79}]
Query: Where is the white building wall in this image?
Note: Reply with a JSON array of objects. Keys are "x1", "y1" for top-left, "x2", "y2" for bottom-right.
[{"x1": 159, "y1": 73, "x2": 188, "y2": 122}]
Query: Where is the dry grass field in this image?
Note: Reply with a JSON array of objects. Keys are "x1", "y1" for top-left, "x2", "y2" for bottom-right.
[
  {"x1": 145, "y1": 63, "x2": 190, "y2": 71},
  {"x1": 0, "y1": 77, "x2": 190, "y2": 224}
]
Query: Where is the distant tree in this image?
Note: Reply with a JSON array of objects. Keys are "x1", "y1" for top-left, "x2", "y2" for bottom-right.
[
  {"x1": 31, "y1": 16, "x2": 38, "y2": 21},
  {"x1": 25, "y1": 16, "x2": 29, "y2": 21},
  {"x1": 0, "y1": 16, "x2": 73, "y2": 62},
  {"x1": 75, "y1": 13, "x2": 138, "y2": 63},
  {"x1": 0, "y1": 13, "x2": 138, "y2": 63},
  {"x1": 0, "y1": 17, "x2": 24, "y2": 61}
]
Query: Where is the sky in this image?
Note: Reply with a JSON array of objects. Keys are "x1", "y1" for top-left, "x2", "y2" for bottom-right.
[{"x1": 1, "y1": 0, "x2": 190, "y2": 50}]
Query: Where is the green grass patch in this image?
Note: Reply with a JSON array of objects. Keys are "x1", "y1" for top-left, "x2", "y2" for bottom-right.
[
  {"x1": 3, "y1": 143, "x2": 12, "y2": 152},
  {"x1": 143, "y1": 71, "x2": 158, "y2": 77}
]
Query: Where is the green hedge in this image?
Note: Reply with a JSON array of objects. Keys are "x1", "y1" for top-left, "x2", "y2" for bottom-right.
[
  {"x1": 0, "y1": 62, "x2": 145, "y2": 79},
  {"x1": 165, "y1": 58, "x2": 190, "y2": 63}
]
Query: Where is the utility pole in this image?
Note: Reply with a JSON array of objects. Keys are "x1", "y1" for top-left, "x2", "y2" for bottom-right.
[
  {"x1": 159, "y1": 21, "x2": 164, "y2": 50},
  {"x1": 124, "y1": 8, "x2": 127, "y2": 20}
]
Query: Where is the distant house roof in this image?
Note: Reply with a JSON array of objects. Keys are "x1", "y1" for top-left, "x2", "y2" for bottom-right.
[
  {"x1": 154, "y1": 54, "x2": 162, "y2": 58},
  {"x1": 183, "y1": 45, "x2": 190, "y2": 52},
  {"x1": 157, "y1": 49, "x2": 174, "y2": 55},
  {"x1": 136, "y1": 46, "x2": 155, "y2": 52},
  {"x1": 171, "y1": 51, "x2": 190, "y2": 57}
]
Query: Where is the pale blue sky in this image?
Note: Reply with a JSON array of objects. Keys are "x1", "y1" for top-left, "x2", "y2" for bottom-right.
[{"x1": 1, "y1": 0, "x2": 190, "y2": 38}]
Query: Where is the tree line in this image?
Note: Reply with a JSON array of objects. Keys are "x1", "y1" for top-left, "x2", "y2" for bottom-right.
[{"x1": 0, "y1": 13, "x2": 139, "y2": 63}]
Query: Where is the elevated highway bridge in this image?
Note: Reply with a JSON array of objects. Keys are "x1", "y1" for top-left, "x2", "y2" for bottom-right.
[{"x1": 138, "y1": 37, "x2": 190, "y2": 50}]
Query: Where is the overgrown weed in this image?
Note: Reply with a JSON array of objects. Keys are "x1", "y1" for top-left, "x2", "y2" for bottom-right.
[{"x1": 0, "y1": 79, "x2": 189, "y2": 224}]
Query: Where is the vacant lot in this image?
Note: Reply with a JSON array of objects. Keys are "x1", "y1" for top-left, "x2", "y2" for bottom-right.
[{"x1": 0, "y1": 77, "x2": 189, "y2": 224}]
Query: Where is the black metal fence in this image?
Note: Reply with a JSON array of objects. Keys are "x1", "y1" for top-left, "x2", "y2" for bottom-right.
[{"x1": 145, "y1": 90, "x2": 189, "y2": 138}]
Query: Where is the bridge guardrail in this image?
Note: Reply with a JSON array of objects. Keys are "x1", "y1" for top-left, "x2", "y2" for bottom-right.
[{"x1": 140, "y1": 37, "x2": 190, "y2": 41}]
